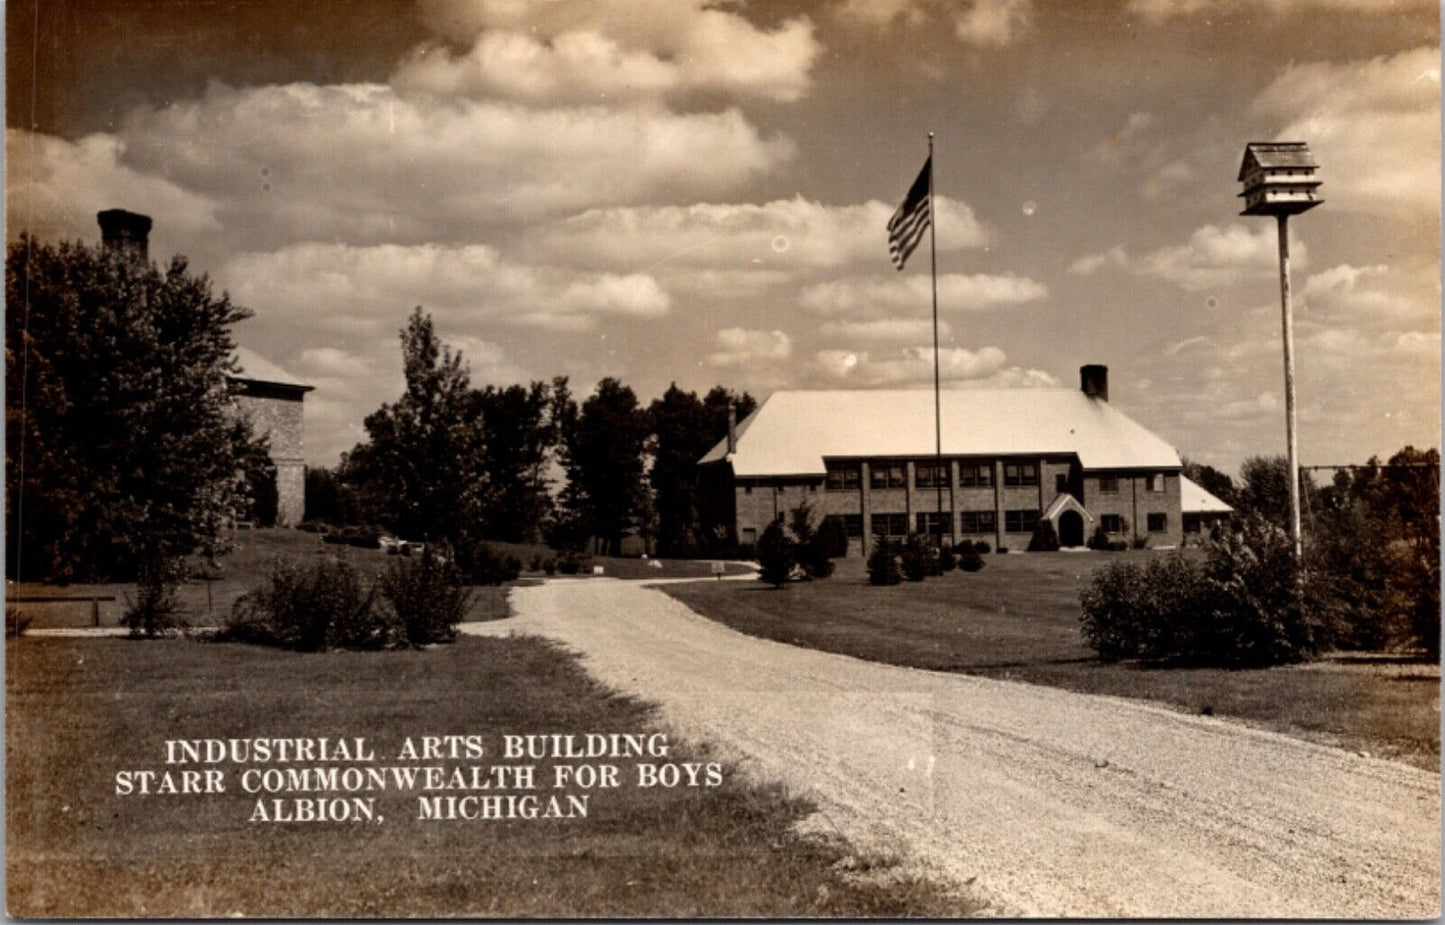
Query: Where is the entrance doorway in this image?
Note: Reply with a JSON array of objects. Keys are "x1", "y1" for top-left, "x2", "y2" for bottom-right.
[{"x1": 1058, "y1": 510, "x2": 1085, "y2": 547}]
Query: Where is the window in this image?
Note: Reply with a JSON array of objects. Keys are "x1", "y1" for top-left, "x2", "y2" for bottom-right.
[
  {"x1": 915, "y1": 462, "x2": 949, "y2": 488},
  {"x1": 1146, "y1": 473, "x2": 1165, "y2": 493},
  {"x1": 825, "y1": 462, "x2": 860, "y2": 491},
  {"x1": 1101, "y1": 514, "x2": 1123, "y2": 533},
  {"x1": 744, "y1": 485, "x2": 753, "y2": 495},
  {"x1": 870, "y1": 512, "x2": 908, "y2": 537},
  {"x1": 958, "y1": 463, "x2": 992, "y2": 487},
  {"x1": 1004, "y1": 462, "x2": 1039, "y2": 487},
  {"x1": 1005, "y1": 509, "x2": 1039, "y2": 533},
  {"x1": 1098, "y1": 475, "x2": 1119, "y2": 494},
  {"x1": 869, "y1": 462, "x2": 906, "y2": 489},
  {"x1": 915, "y1": 512, "x2": 950, "y2": 535},
  {"x1": 1148, "y1": 513, "x2": 1167, "y2": 533},
  {"x1": 1055, "y1": 473, "x2": 1068, "y2": 494},
  {"x1": 959, "y1": 510, "x2": 997, "y2": 534},
  {"x1": 841, "y1": 514, "x2": 863, "y2": 538}
]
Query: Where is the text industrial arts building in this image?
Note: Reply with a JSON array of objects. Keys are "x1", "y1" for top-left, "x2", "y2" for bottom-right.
[{"x1": 698, "y1": 365, "x2": 1231, "y2": 556}]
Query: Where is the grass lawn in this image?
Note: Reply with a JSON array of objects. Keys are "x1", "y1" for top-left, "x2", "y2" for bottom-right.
[
  {"x1": 7, "y1": 634, "x2": 978, "y2": 917},
  {"x1": 8, "y1": 529, "x2": 748, "y2": 629},
  {"x1": 664, "y1": 551, "x2": 1441, "y2": 771}
]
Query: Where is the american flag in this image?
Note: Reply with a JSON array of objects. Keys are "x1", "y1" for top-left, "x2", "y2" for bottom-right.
[{"x1": 887, "y1": 156, "x2": 931, "y2": 270}]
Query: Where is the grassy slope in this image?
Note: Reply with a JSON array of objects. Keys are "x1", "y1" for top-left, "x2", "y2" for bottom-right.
[
  {"x1": 664, "y1": 552, "x2": 1440, "y2": 771},
  {"x1": 7, "y1": 635, "x2": 978, "y2": 917}
]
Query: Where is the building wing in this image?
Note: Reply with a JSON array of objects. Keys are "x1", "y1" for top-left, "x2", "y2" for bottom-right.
[{"x1": 1180, "y1": 476, "x2": 1234, "y2": 514}]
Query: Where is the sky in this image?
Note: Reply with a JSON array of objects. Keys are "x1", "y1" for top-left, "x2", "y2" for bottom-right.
[{"x1": 7, "y1": 0, "x2": 1440, "y2": 473}]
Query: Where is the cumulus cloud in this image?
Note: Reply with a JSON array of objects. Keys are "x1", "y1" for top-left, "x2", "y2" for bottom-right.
[
  {"x1": 396, "y1": 0, "x2": 819, "y2": 104},
  {"x1": 1249, "y1": 46, "x2": 1440, "y2": 217},
  {"x1": 1081, "y1": 224, "x2": 1305, "y2": 292},
  {"x1": 5, "y1": 130, "x2": 221, "y2": 247},
  {"x1": 819, "y1": 318, "x2": 953, "y2": 342},
  {"x1": 813, "y1": 345, "x2": 1011, "y2": 385},
  {"x1": 534, "y1": 196, "x2": 988, "y2": 272},
  {"x1": 16, "y1": 82, "x2": 794, "y2": 253},
  {"x1": 707, "y1": 328, "x2": 793, "y2": 366},
  {"x1": 219, "y1": 243, "x2": 671, "y2": 334},
  {"x1": 800, "y1": 272, "x2": 1047, "y2": 315},
  {"x1": 836, "y1": 0, "x2": 1034, "y2": 46}
]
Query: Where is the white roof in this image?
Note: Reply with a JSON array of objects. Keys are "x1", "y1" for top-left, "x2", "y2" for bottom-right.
[
  {"x1": 701, "y1": 389, "x2": 1182, "y2": 475},
  {"x1": 1181, "y1": 476, "x2": 1234, "y2": 514},
  {"x1": 231, "y1": 347, "x2": 312, "y2": 389}
]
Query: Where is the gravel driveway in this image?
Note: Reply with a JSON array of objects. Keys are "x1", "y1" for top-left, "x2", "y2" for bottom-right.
[{"x1": 464, "y1": 577, "x2": 1440, "y2": 917}]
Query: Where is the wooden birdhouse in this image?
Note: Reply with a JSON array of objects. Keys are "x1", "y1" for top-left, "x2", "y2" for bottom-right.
[{"x1": 1238, "y1": 142, "x2": 1322, "y2": 216}]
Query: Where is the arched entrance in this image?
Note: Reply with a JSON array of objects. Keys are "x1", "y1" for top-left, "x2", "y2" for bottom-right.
[{"x1": 1058, "y1": 510, "x2": 1085, "y2": 548}]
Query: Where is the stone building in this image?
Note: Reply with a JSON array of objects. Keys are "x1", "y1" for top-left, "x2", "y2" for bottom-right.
[
  {"x1": 97, "y1": 209, "x2": 314, "y2": 526},
  {"x1": 229, "y1": 347, "x2": 313, "y2": 526},
  {"x1": 698, "y1": 366, "x2": 1185, "y2": 555}
]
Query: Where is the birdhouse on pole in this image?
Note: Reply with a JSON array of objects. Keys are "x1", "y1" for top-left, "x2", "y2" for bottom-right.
[{"x1": 1238, "y1": 142, "x2": 1323, "y2": 216}]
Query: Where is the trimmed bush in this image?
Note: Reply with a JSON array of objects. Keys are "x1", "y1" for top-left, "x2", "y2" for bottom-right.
[
  {"x1": 975, "y1": 540, "x2": 991, "y2": 554},
  {"x1": 957, "y1": 543, "x2": 985, "y2": 572},
  {"x1": 757, "y1": 520, "x2": 796, "y2": 588},
  {"x1": 556, "y1": 550, "x2": 590, "y2": 575},
  {"x1": 379, "y1": 545, "x2": 471, "y2": 646},
  {"x1": 900, "y1": 535, "x2": 930, "y2": 582},
  {"x1": 454, "y1": 537, "x2": 522, "y2": 585},
  {"x1": 1028, "y1": 519, "x2": 1060, "y2": 552},
  {"x1": 938, "y1": 544, "x2": 958, "y2": 572},
  {"x1": 867, "y1": 536, "x2": 901, "y2": 586}
]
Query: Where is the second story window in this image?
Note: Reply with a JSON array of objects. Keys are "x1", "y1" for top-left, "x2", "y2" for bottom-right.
[
  {"x1": 825, "y1": 462, "x2": 860, "y2": 491},
  {"x1": 1099, "y1": 475, "x2": 1119, "y2": 493},
  {"x1": 1146, "y1": 473, "x2": 1165, "y2": 492},
  {"x1": 958, "y1": 463, "x2": 992, "y2": 487},
  {"x1": 1004, "y1": 462, "x2": 1039, "y2": 487},
  {"x1": 869, "y1": 462, "x2": 906, "y2": 490},
  {"x1": 915, "y1": 462, "x2": 948, "y2": 488}
]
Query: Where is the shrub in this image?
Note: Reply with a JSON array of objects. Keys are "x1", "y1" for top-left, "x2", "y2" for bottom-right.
[
  {"x1": 1078, "y1": 516, "x2": 1322, "y2": 667},
  {"x1": 122, "y1": 556, "x2": 184, "y2": 638},
  {"x1": 528, "y1": 554, "x2": 543, "y2": 572},
  {"x1": 6, "y1": 608, "x2": 31, "y2": 638},
  {"x1": 954, "y1": 540, "x2": 974, "y2": 555},
  {"x1": 557, "y1": 550, "x2": 590, "y2": 575},
  {"x1": 1131, "y1": 534, "x2": 1150, "y2": 550},
  {"x1": 454, "y1": 538, "x2": 522, "y2": 585},
  {"x1": 900, "y1": 535, "x2": 930, "y2": 582},
  {"x1": 542, "y1": 557, "x2": 557, "y2": 576},
  {"x1": 938, "y1": 544, "x2": 958, "y2": 572},
  {"x1": 757, "y1": 520, "x2": 795, "y2": 588},
  {"x1": 1028, "y1": 519, "x2": 1060, "y2": 552},
  {"x1": 228, "y1": 557, "x2": 391, "y2": 651},
  {"x1": 867, "y1": 536, "x2": 901, "y2": 586},
  {"x1": 379, "y1": 545, "x2": 472, "y2": 646},
  {"x1": 975, "y1": 540, "x2": 991, "y2": 554},
  {"x1": 996, "y1": 546, "x2": 1010, "y2": 554},
  {"x1": 957, "y1": 544, "x2": 985, "y2": 572},
  {"x1": 818, "y1": 516, "x2": 850, "y2": 559}
]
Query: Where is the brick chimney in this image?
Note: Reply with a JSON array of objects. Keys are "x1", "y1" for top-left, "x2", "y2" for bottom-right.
[
  {"x1": 726, "y1": 403, "x2": 738, "y2": 454},
  {"x1": 1081, "y1": 364, "x2": 1109, "y2": 402},
  {"x1": 97, "y1": 209, "x2": 152, "y2": 263}
]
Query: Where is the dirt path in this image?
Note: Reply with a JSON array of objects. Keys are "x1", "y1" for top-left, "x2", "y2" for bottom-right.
[{"x1": 464, "y1": 578, "x2": 1440, "y2": 917}]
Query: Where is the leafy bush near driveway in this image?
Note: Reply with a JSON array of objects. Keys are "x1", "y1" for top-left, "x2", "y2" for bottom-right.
[
  {"x1": 1079, "y1": 515, "x2": 1322, "y2": 667},
  {"x1": 757, "y1": 520, "x2": 796, "y2": 588},
  {"x1": 226, "y1": 557, "x2": 390, "y2": 651},
  {"x1": 378, "y1": 545, "x2": 472, "y2": 646}
]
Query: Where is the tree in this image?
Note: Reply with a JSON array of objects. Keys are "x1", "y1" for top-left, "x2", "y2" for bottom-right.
[
  {"x1": 756, "y1": 520, "x2": 795, "y2": 588},
  {"x1": 1181, "y1": 456, "x2": 1238, "y2": 509},
  {"x1": 867, "y1": 535, "x2": 902, "y2": 585},
  {"x1": 340, "y1": 308, "x2": 486, "y2": 545},
  {"x1": 788, "y1": 501, "x2": 834, "y2": 578},
  {"x1": 647, "y1": 383, "x2": 758, "y2": 557},
  {"x1": 558, "y1": 378, "x2": 649, "y2": 556},
  {"x1": 472, "y1": 380, "x2": 562, "y2": 543},
  {"x1": 6, "y1": 234, "x2": 260, "y2": 582},
  {"x1": 1236, "y1": 455, "x2": 1318, "y2": 528},
  {"x1": 304, "y1": 466, "x2": 362, "y2": 525}
]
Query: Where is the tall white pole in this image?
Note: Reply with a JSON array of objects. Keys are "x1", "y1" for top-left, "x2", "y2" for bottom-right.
[
  {"x1": 1277, "y1": 214, "x2": 1302, "y2": 560},
  {"x1": 928, "y1": 132, "x2": 945, "y2": 546}
]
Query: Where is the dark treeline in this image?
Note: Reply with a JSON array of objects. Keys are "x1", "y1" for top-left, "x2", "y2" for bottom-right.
[{"x1": 306, "y1": 308, "x2": 755, "y2": 559}]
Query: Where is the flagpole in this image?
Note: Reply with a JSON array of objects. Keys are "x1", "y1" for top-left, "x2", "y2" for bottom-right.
[{"x1": 928, "y1": 132, "x2": 945, "y2": 547}]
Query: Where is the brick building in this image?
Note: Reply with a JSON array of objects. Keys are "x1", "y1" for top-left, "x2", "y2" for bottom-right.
[
  {"x1": 97, "y1": 209, "x2": 314, "y2": 526},
  {"x1": 698, "y1": 366, "x2": 1185, "y2": 555}
]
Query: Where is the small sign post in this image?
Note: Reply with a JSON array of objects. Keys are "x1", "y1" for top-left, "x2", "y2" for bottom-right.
[{"x1": 710, "y1": 561, "x2": 726, "y2": 581}]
